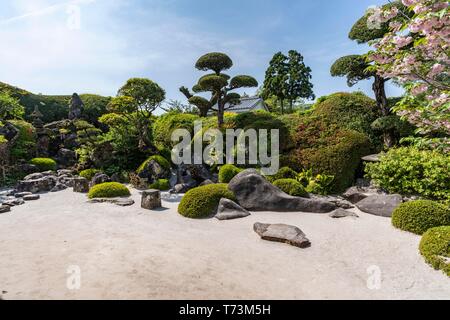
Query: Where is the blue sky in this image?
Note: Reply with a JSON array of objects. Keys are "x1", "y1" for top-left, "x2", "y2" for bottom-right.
[{"x1": 0, "y1": 0, "x2": 403, "y2": 108}]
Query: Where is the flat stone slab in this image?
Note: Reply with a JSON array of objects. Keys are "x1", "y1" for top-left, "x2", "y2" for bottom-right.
[
  {"x1": 329, "y1": 208, "x2": 359, "y2": 218},
  {"x1": 215, "y1": 198, "x2": 251, "y2": 220},
  {"x1": 356, "y1": 194, "x2": 402, "y2": 217},
  {"x1": 23, "y1": 194, "x2": 40, "y2": 201},
  {"x1": 15, "y1": 192, "x2": 32, "y2": 198},
  {"x1": 0, "y1": 205, "x2": 11, "y2": 214},
  {"x1": 88, "y1": 198, "x2": 135, "y2": 207},
  {"x1": 253, "y1": 222, "x2": 311, "y2": 248}
]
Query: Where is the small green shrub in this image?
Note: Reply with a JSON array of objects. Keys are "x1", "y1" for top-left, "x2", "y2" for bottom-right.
[
  {"x1": 150, "y1": 179, "x2": 170, "y2": 191},
  {"x1": 79, "y1": 169, "x2": 101, "y2": 181},
  {"x1": 391, "y1": 200, "x2": 450, "y2": 235},
  {"x1": 265, "y1": 166, "x2": 297, "y2": 183},
  {"x1": 137, "y1": 155, "x2": 171, "y2": 173},
  {"x1": 419, "y1": 226, "x2": 450, "y2": 277},
  {"x1": 178, "y1": 184, "x2": 236, "y2": 218},
  {"x1": 366, "y1": 147, "x2": 450, "y2": 200},
  {"x1": 30, "y1": 157, "x2": 56, "y2": 171},
  {"x1": 9, "y1": 119, "x2": 36, "y2": 161},
  {"x1": 88, "y1": 182, "x2": 130, "y2": 199},
  {"x1": 273, "y1": 179, "x2": 307, "y2": 197},
  {"x1": 218, "y1": 164, "x2": 242, "y2": 183}
]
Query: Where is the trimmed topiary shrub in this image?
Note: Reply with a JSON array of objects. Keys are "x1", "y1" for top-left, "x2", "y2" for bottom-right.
[
  {"x1": 218, "y1": 164, "x2": 242, "y2": 183},
  {"x1": 79, "y1": 169, "x2": 101, "y2": 181},
  {"x1": 273, "y1": 179, "x2": 308, "y2": 197},
  {"x1": 178, "y1": 184, "x2": 236, "y2": 218},
  {"x1": 366, "y1": 147, "x2": 450, "y2": 200},
  {"x1": 265, "y1": 166, "x2": 298, "y2": 183},
  {"x1": 137, "y1": 155, "x2": 171, "y2": 173},
  {"x1": 419, "y1": 226, "x2": 450, "y2": 277},
  {"x1": 153, "y1": 113, "x2": 200, "y2": 149},
  {"x1": 392, "y1": 200, "x2": 450, "y2": 235},
  {"x1": 88, "y1": 182, "x2": 130, "y2": 199},
  {"x1": 150, "y1": 179, "x2": 170, "y2": 191},
  {"x1": 30, "y1": 157, "x2": 57, "y2": 171}
]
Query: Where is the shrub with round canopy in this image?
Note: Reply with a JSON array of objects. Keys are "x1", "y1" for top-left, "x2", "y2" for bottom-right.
[{"x1": 419, "y1": 226, "x2": 450, "y2": 277}]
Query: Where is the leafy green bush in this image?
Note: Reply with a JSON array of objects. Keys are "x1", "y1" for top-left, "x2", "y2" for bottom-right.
[
  {"x1": 391, "y1": 200, "x2": 450, "y2": 235},
  {"x1": 265, "y1": 166, "x2": 298, "y2": 183},
  {"x1": 419, "y1": 226, "x2": 450, "y2": 277},
  {"x1": 366, "y1": 147, "x2": 450, "y2": 200},
  {"x1": 273, "y1": 179, "x2": 307, "y2": 197},
  {"x1": 88, "y1": 182, "x2": 131, "y2": 199},
  {"x1": 137, "y1": 155, "x2": 171, "y2": 173},
  {"x1": 30, "y1": 158, "x2": 57, "y2": 172},
  {"x1": 153, "y1": 113, "x2": 200, "y2": 149},
  {"x1": 9, "y1": 120, "x2": 36, "y2": 161},
  {"x1": 218, "y1": 164, "x2": 242, "y2": 183},
  {"x1": 150, "y1": 179, "x2": 170, "y2": 191},
  {"x1": 79, "y1": 169, "x2": 101, "y2": 181},
  {"x1": 178, "y1": 184, "x2": 236, "y2": 218}
]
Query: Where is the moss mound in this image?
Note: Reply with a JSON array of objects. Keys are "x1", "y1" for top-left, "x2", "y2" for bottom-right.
[
  {"x1": 178, "y1": 184, "x2": 236, "y2": 218},
  {"x1": 137, "y1": 155, "x2": 171, "y2": 173},
  {"x1": 273, "y1": 179, "x2": 307, "y2": 197},
  {"x1": 88, "y1": 182, "x2": 130, "y2": 199},
  {"x1": 79, "y1": 169, "x2": 101, "y2": 181},
  {"x1": 419, "y1": 226, "x2": 450, "y2": 277},
  {"x1": 218, "y1": 164, "x2": 242, "y2": 183},
  {"x1": 392, "y1": 200, "x2": 450, "y2": 235},
  {"x1": 30, "y1": 157, "x2": 57, "y2": 172},
  {"x1": 265, "y1": 166, "x2": 297, "y2": 183},
  {"x1": 150, "y1": 179, "x2": 170, "y2": 191}
]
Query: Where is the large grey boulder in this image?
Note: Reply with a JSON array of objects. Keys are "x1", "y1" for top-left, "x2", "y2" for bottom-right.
[
  {"x1": 215, "y1": 198, "x2": 251, "y2": 220},
  {"x1": 141, "y1": 189, "x2": 162, "y2": 210},
  {"x1": 253, "y1": 223, "x2": 311, "y2": 248},
  {"x1": 356, "y1": 194, "x2": 403, "y2": 217},
  {"x1": 90, "y1": 173, "x2": 111, "y2": 187},
  {"x1": 23, "y1": 194, "x2": 40, "y2": 201},
  {"x1": 228, "y1": 170, "x2": 336, "y2": 213},
  {"x1": 16, "y1": 175, "x2": 57, "y2": 193}
]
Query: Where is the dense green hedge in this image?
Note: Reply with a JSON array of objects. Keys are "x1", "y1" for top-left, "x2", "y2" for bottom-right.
[
  {"x1": 8, "y1": 120, "x2": 36, "y2": 161},
  {"x1": 392, "y1": 200, "x2": 450, "y2": 235},
  {"x1": 153, "y1": 113, "x2": 200, "y2": 149},
  {"x1": 79, "y1": 169, "x2": 101, "y2": 181},
  {"x1": 366, "y1": 147, "x2": 450, "y2": 200},
  {"x1": 273, "y1": 179, "x2": 307, "y2": 197},
  {"x1": 30, "y1": 158, "x2": 57, "y2": 171},
  {"x1": 88, "y1": 182, "x2": 130, "y2": 199},
  {"x1": 150, "y1": 179, "x2": 170, "y2": 191},
  {"x1": 218, "y1": 164, "x2": 242, "y2": 183},
  {"x1": 419, "y1": 226, "x2": 450, "y2": 277},
  {"x1": 178, "y1": 184, "x2": 236, "y2": 218}
]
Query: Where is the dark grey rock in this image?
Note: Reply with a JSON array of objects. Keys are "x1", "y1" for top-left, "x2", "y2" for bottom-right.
[
  {"x1": 342, "y1": 186, "x2": 368, "y2": 204},
  {"x1": 253, "y1": 222, "x2": 311, "y2": 248},
  {"x1": 73, "y1": 177, "x2": 89, "y2": 193},
  {"x1": 90, "y1": 173, "x2": 111, "y2": 187},
  {"x1": 356, "y1": 194, "x2": 403, "y2": 217},
  {"x1": 2, "y1": 198, "x2": 25, "y2": 207},
  {"x1": 57, "y1": 148, "x2": 77, "y2": 167},
  {"x1": 200, "y1": 179, "x2": 214, "y2": 186},
  {"x1": 23, "y1": 194, "x2": 40, "y2": 201},
  {"x1": 310, "y1": 194, "x2": 354, "y2": 209},
  {"x1": 215, "y1": 198, "x2": 251, "y2": 220},
  {"x1": 0, "y1": 205, "x2": 11, "y2": 214},
  {"x1": 23, "y1": 173, "x2": 44, "y2": 181},
  {"x1": 228, "y1": 170, "x2": 336, "y2": 213},
  {"x1": 15, "y1": 192, "x2": 32, "y2": 198},
  {"x1": 16, "y1": 176, "x2": 57, "y2": 193},
  {"x1": 57, "y1": 169, "x2": 74, "y2": 176},
  {"x1": 68, "y1": 93, "x2": 83, "y2": 120},
  {"x1": 329, "y1": 208, "x2": 359, "y2": 218},
  {"x1": 58, "y1": 175, "x2": 75, "y2": 187},
  {"x1": 88, "y1": 198, "x2": 135, "y2": 207},
  {"x1": 138, "y1": 160, "x2": 170, "y2": 185},
  {"x1": 110, "y1": 173, "x2": 121, "y2": 182},
  {"x1": 141, "y1": 189, "x2": 162, "y2": 210},
  {"x1": 51, "y1": 183, "x2": 68, "y2": 192}
]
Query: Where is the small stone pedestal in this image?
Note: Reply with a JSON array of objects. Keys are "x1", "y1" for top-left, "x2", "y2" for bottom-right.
[
  {"x1": 141, "y1": 189, "x2": 161, "y2": 210},
  {"x1": 73, "y1": 177, "x2": 89, "y2": 193}
]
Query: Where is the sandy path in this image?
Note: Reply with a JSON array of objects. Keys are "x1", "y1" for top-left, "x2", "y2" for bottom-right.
[{"x1": 0, "y1": 188, "x2": 448, "y2": 300}]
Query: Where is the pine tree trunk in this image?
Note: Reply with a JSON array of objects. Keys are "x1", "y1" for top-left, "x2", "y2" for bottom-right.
[
  {"x1": 217, "y1": 98, "x2": 224, "y2": 128},
  {"x1": 373, "y1": 75, "x2": 396, "y2": 148},
  {"x1": 280, "y1": 99, "x2": 284, "y2": 115}
]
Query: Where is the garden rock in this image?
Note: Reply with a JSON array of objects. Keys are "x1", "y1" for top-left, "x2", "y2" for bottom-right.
[
  {"x1": 253, "y1": 222, "x2": 311, "y2": 248},
  {"x1": 141, "y1": 189, "x2": 162, "y2": 210},
  {"x1": 342, "y1": 186, "x2": 368, "y2": 204},
  {"x1": 2, "y1": 198, "x2": 25, "y2": 207},
  {"x1": 73, "y1": 177, "x2": 89, "y2": 193},
  {"x1": 0, "y1": 205, "x2": 11, "y2": 214},
  {"x1": 138, "y1": 160, "x2": 169, "y2": 184},
  {"x1": 15, "y1": 192, "x2": 32, "y2": 198},
  {"x1": 228, "y1": 170, "x2": 336, "y2": 213},
  {"x1": 310, "y1": 194, "x2": 354, "y2": 209},
  {"x1": 57, "y1": 148, "x2": 77, "y2": 167},
  {"x1": 88, "y1": 198, "x2": 135, "y2": 207},
  {"x1": 51, "y1": 183, "x2": 68, "y2": 192},
  {"x1": 356, "y1": 194, "x2": 403, "y2": 217},
  {"x1": 90, "y1": 173, "x2": 111, "y2": 187},
  {"x1": 329, "y1": 208, "x2": 359, "y2": 218},
  {"x1": 16, "y1": 175, "x2": 57, "y2": 193},
  {"x1": 215, "y1": 198, "x2": 251, "y2": 220},
  {"x1": 23, "y1": 194, "x2": 40, "y2": 201},
  {"x1": 200, "y1": 179, "x2": 214, "y2": 186},
  {"x1": 57, "y1": 169, "x2": 74, "y2": 176},
  {"x1": 58, "y1": 175, "x2": 75, "y2": 187},
  {"x1": 23, "y1": 173, "x2": 44, "y2": 181}
]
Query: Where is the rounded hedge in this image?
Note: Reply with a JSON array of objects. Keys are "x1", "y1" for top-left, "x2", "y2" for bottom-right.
[
  {"x1": 30, "y1": 157, "x2": 56, "y2": 172},
  {"x1": 178, "y1": 184, "x2": 236, "y2": 218},
  {"x1": 218, "y1": 164, "x2": 242, "y2": 183},
  {"x1": 391, "y1": 200, "x2": 450, "y2": 235},
  {"x1": 88, "y1": 182, "x2": 131, "y2": 199},
  {"x1": 265, "y1": 166, "x2": 298, "y2": 183},
  {"x1": 419, "y1": 226, "x2": 450, "y2": 277},
  {"x1": 79, "y1": 169, "x2": 101, "y2": 181},
  {"x1": 137, "y1": 155, "x2": 171, "y2": 173},
  {"x1": 273, "y1": 179, "x2": 307, "y2": 197},
  {"x1": 150, "y1": 179, "x2": 170, "y2": 191}
]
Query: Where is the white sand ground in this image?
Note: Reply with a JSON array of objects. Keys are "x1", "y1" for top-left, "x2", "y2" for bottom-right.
[{"x1": 0, "y1": 188, "x2": 449, "y2": 300}]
